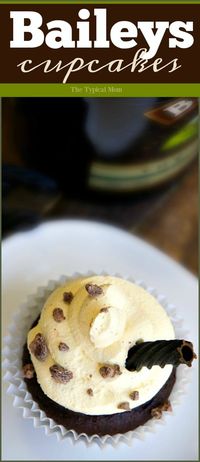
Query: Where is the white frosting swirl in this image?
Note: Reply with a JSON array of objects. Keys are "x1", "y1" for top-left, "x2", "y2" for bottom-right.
[{"x1": 27, "y1": 276, "x2": 175, "y2": 415}]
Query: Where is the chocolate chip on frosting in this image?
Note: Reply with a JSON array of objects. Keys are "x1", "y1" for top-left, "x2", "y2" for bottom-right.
[
  {"x1": 58, "y1": 342, "x2": 69, "y2": 351},
  {"x1": 87, "y1": 388, "x2": 93, "y2": 396},
  {"x1": 99, "y1": 364, "x2": 122, "y2": 378},
  {"x1": 129, "y1": 390, "x2": 139, "y2": 400},
  {"x1": 100, "y1": 307, "x2": 109, "y2": 313},
  {"x1": 117, "y1": 402, "x2": 130, "y2": 411},
  {"x1": 49, "y1": 364, "x2": 73, "y2": 383},
  {"x1": 63, "y1": 291, "x2": 74, "y2": 304},
  {"x1": 136, "y1": 338, "x2": 144, "y2": 345},
  {"x1": 85, "y1": 283, "x2": 103, "y2": 296},
  {"x1": 29, "y1": 333, "x2": 49, "y2": 361},
  {"x1": 53, "y1": 307, "x2": 66, "y2": 322},
  {"x1": 23, "y1": 363, "x2": 35, "y2": 379}
]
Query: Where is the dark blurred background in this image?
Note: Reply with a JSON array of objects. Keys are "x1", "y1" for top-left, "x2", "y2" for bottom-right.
[{"x1": 2, "y1": 97, "x2": 198, "y2": 274}]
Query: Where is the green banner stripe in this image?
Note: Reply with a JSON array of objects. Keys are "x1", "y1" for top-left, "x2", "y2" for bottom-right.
[
  {"x1": 0, "y1": 84, "x2": 200, "y2": 96},
  {"x1": 1, "y1": 1, "x2": 200, "y2": 3}
]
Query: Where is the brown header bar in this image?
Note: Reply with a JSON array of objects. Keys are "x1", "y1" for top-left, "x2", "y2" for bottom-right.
[{"x1": 0, "y1": 3, "x2": 199, "y2": 83}]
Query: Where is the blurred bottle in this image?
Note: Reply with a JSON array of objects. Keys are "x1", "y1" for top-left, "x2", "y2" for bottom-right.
[
  {"x1": 86, "y1": 97, "x2": 198, "y2": 193},
  {"x1": 3, "y1": 97, "x2": 199, "y2": 196}
]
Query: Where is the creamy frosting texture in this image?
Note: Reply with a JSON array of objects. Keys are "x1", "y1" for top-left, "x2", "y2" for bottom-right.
[{"x1": 27, "y1": 276, "x2": 175, "y2": 415}]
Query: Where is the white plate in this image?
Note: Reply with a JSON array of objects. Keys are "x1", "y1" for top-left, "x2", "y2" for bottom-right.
[{"x1": 2, "y1": 219, "x2": 198, "y2": 461}]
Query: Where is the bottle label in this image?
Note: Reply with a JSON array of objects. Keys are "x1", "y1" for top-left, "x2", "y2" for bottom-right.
[{"x1": 145, "y1": 98, "x2": 198, "y2": 125}]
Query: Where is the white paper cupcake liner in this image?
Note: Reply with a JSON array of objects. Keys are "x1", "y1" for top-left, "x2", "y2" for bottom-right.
[{"x1": 3, "y1": 271, "x2": 193, "y2": 448}]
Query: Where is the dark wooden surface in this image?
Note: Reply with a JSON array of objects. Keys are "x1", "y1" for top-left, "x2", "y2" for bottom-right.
[
  {"x1": 48, "y1": 160, "x2": 198, "y2": 275},
  {"x1": 137, "y1": 161, "x2": 198, "y2": 275}
]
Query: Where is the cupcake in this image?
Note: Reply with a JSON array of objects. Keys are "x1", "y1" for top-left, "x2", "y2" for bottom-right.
[{"x1": 21, "y1": 275, "x2": 196, "y2": 438}]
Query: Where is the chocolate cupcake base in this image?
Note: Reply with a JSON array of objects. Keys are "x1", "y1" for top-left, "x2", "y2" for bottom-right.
[{"x1": 23, "y1": 317, "x2": 176, "y2": 437}]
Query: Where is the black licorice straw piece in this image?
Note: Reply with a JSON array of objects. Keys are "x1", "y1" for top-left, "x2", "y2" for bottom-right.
[{"x1": 126, "y1": 340, "x2": 197, "y2": 372}]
